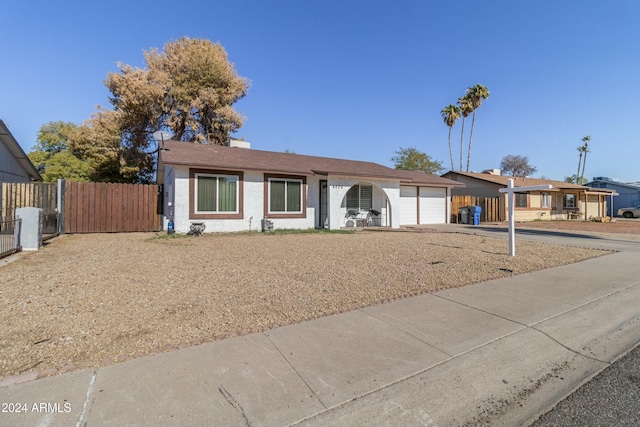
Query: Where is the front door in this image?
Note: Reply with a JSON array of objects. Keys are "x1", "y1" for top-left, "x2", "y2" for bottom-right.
[
  {"x1": 552, "y1": 193, "x2": 563, "y2": 218},
  {"x1": 319, "y1": 180, "x2": 328, "y2": 228}
]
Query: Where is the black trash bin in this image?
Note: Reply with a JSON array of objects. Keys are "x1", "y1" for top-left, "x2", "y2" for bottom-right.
[
  {"x1": 469, "y1": 206, "x2": 482, "y2": 225},
  {"x1": 458, "y1": 207, "x2": 470, "y2": 224}
]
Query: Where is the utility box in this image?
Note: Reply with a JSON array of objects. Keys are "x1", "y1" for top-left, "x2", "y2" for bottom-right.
[{"x1": 16, "y1": 207, "x2": 43, "y2": 250}]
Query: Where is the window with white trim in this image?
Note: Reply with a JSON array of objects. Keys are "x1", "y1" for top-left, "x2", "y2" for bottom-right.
[
  {"x1": 269, "y1": 178, "x2": 302, "y2": 213},
  {"x1": 195, "y1": 174, "x2": 238, "y2": 213},
  {"x1": 541, "y1": 192, "x2": 551, "y2": 208},
  {"x1": 346, "y1": 185, "x2": 373, "y2": 211}
]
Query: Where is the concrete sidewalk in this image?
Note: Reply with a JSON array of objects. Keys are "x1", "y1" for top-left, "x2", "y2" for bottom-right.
[{"x1": 1, "y1": 230, "x2": 639, "y2": 426}]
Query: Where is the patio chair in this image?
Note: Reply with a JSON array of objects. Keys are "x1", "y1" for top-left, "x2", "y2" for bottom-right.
[{"x1": 368, "y1": 209, "x2": 382, "y2": 226}]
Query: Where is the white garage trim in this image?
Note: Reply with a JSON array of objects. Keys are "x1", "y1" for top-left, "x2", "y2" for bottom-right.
[
  {"x1": 401, "y1": 185, "x2": 448, "y2": 225},
  {"x1": 419, "y1": 187, "x2": 446, "y2": 224},
  {"x1": 400, "y1": 185, "x2": 418, "y2": 225}
]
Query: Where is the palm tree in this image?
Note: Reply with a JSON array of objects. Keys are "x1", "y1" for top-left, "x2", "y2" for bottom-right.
[
  {"x1": 441, "y1": 104, "x2": 461, "y2": 171},
  {"x1": 575, "y1": 147, "x2": 584, "y2": 184},
  {"x1": 580, "y1": 135, "x2": 591, "y2": 183},
  {"x1": 464, "y1": 84, "x2": 490, "y2": 172},
  {"x1": 457, "y1": 96, "x2": 473, "y2": 171}
]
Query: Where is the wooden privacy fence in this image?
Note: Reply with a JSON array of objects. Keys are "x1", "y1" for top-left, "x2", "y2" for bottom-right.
[
  {"x1": 1, "y1": 181, "x2": 59, "y2": 237},
  {"x1": 64, "y1": 182, "x2": 162, "y2": 233},
  {"x1": 451, "y1": 195, "x2": 504, "y2": 223},
  {"x1": 1, "y1": 181, "x2": 57, "y2": 221}
]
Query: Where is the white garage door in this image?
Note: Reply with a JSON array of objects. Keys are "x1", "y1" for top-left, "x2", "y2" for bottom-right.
[
  {"x1": 400, "y1": 186, "x2": 418, "y2": 225},
  {"x1": 419, "y1": 187, "x2": 446, "y2": 224}
]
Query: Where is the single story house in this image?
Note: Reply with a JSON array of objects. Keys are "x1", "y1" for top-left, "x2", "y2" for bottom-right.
[
  {"x1": 157, "y1": 140, "x2": 464, "y2": 233},
  {"x1": 585, "y1": 177, "x2": 640, "y2": 216},
  {"x1": 442, "y1": 171, "x2": 616, "y2": 221},
  {"x1": 0, "y1": 120, "x2": 42, "y2": 183}
]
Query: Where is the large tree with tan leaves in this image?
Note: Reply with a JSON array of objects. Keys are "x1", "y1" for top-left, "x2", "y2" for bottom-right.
[{"x1": 72, "y1": 37, "x2": 250, "y2": 182}]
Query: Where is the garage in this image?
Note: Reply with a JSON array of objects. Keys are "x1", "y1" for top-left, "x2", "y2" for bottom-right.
[
  {"x1": 399, "y1": 186, "x2": 418, "y2": 225},
  {"x1": 400, "y1": 186, "x2": 447, "y2": 225},
  {"x1": 419, "y1": 187, "x2": 446, "y2": 224}
]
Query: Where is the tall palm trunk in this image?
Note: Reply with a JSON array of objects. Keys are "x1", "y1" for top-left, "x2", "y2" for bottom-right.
[
  {"x1": 447, "y1": 127, "x2": 454, "y2": 172},
  {"x1": 580, "y1": 144, "x2": 588, "y2": 182},
  {"x1": 459, "y1": 117, "x2": 466, "y2": 171},
  {"x1": 576, "y1": 152, "x2": 583, "y2": 184},
  {"x1": 466, "y1": 110, "x2": 477, "y2": 172}
]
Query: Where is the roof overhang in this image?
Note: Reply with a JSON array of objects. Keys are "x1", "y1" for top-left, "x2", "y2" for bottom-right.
[
  {"x1": 162, "y1": 159, "x2": 311, "y2": 177},
  {"x1": 0, "y1": 120, "x2": 42, "y2": 181},
  {"x1": 399, "y1": 180, "x2": 465, "y2": 188},
  {"x1": 159, "y1": 142, "x2": 466, "y2": 187},
  {"x1": 584, "y1": 190, "x2": 619, "y2": 196}
]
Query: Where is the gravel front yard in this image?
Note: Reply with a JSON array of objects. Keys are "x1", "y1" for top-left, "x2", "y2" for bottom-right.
[{"x1": 0, "y1": 229, "x2": 611, "y2": 379}]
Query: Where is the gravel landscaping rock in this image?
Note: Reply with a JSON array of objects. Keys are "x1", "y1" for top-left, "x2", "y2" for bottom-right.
[{"x1": 0, "y1": 229, "x2": 611, "y2": 380}]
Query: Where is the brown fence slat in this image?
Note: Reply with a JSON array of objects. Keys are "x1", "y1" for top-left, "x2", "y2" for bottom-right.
[
  {"x1": 451, "y1": 195, "x2": 503, "y2": 223},
  {"x1": 64, "y1": 181, "x2": 161, "y2": 233},
  {"x1": 111, "y1": 184, "x2": 117, "y2": 232},
  {"x1": 1, "y1": 182, "x2": 57, "y2": 220}
]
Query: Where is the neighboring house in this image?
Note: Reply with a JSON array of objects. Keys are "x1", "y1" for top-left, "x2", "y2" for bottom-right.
[
  {"x1": 157, "y1": 140, "x2": 464, "y2": 233},
  {"x1": 0, "y1": 120, "x2": 42, "y2": 183},
  {"x1": 585, "y1": 177, "x2": 640, "y2": 216},
  {"x1": 442, "y1": 171, "x2": 615, "y2": 221}
]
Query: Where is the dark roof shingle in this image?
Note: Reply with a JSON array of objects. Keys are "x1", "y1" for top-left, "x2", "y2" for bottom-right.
[
  {"x1": 160, "y1": 141, "x2": 463, "y2": 187},
  {"x1": 444, "y1": 171, "x2": 595, "y2": 190}
]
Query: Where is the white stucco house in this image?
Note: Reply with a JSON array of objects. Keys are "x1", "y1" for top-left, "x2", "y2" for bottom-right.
[
  {"x1": 157, "y1": 140, "x2": 464, "y2": 233},
  {"x1": 0, "y1": 120, "x2": 42, "y2": 183}
]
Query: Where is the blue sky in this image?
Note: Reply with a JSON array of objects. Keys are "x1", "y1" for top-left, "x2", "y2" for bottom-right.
[{"x1": 1, "y1": 0, "x2": 638, "y2": 181}]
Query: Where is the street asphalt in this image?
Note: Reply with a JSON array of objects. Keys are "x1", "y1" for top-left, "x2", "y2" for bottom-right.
[
  {"x1": 0, "y1": 224, "x2": 639, "y2": 426},
  {"x1": 530, "y1": 341, "x2": 640, "y2": 427}
]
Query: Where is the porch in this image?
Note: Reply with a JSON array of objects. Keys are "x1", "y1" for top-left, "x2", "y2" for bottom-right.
[{"x1": 324, "y1": 180, "x2": 395, "y2": 230}]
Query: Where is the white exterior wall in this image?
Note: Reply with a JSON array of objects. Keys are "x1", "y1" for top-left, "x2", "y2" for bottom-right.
[
  {"x1": 164, "y1": 166, "x2": 435, "y2": 232},
  {"x1": 169, "y1": 166, "x2": 188, "y2": 232},
  {"x1": 0, "y1": 141, "x2": 32, "y2": 182},
  {"x1": 165, "y1": 166, "x2": 317, "y2": 233}
]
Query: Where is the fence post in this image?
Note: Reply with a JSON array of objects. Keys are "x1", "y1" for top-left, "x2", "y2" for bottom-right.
[
  {"x1": 14, "y1": 218, "x2": 22, "y2": 251},
  {"x1": 57, "y1": 179, "x2": 66, "y2": 234}
]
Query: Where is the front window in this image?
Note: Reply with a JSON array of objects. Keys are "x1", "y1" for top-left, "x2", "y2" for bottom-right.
[
  {"x1": 346, "y1": 185, "x2": 373, "y2": 211},
  {"x1": 565, "y1": 194, "x2": 576, "y2": 208},
  {"x1": 196, "y1": 174, "x2": 238, "y2": 213},
  {"x1": 541, "y1": 192, "x2": 550, "y2": 208},
  {"x1": 515, "y1": 192, "x2": 528, "y2": 208},
  {"x1": 269, "y1": 178, "x2": 302, "y2": 213}
]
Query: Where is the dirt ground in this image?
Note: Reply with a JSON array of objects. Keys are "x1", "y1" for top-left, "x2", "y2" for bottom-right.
[{"x1": 0, "y1": 228, "x2": 616, "y2": 380}]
